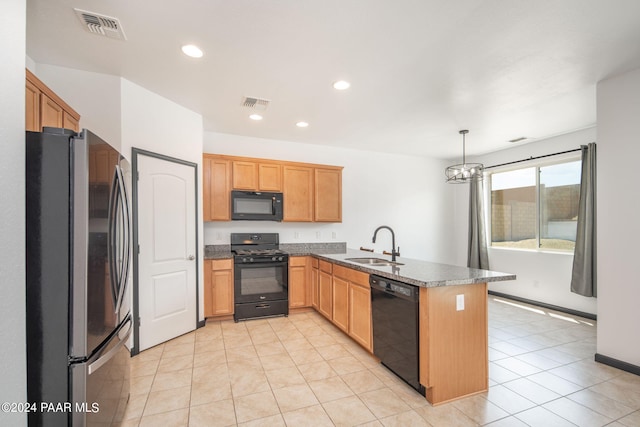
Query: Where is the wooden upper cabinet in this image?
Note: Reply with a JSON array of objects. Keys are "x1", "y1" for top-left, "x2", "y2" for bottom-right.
[
  {"x1": 232, "y1": 161, "x2": 258, "y2": 190},
  {"x1": 63, "y1": 111, "x2": 80, "y2": 132},
  {"x1": 89, "y1": 146, "x2": 120, "y2": 184},
  {"x1": 40, "y1": 93, "x2": 64, "y2": 129},
  {"x1": 233, "y1": 160, "x2": 282, "y2": 192},
  {"x1": 283, "y1": 165, "x2": 314, "y2": 222},
  {"x1": 25, "y1": 69, "x2": 80, "y2": 132},
  {"x1": 202, "y1": 153, "x2": 341, "y2": 222},
  {"x1": 315, "y1": 168, "x2": 342, "y2": 222},
  {"x1": 203, "y1": 156, "x2": 232, "y2": 221},
  {"x1": 258, "y1": 163, "x2": 282, "y2": 191},
  {"x1": 25, "y1": 79, "x2": 40, "y2": 132}
]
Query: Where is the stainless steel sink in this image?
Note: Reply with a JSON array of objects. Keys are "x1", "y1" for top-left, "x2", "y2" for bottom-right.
[{"x1": 345, "y1": 257, "x2": 404, "y2": 266}]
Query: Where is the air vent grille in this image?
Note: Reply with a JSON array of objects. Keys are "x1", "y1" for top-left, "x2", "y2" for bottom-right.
[
  {"x1": 242, "y1": 96, "x2": 270, "y2": 110},
  {"x1": 74, "y1": 8, "x2": 126, "y2": 40}
]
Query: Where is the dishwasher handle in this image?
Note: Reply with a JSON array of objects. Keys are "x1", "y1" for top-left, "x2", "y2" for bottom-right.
[{"x1": 370, "y1": 275, "x2": 419, "y2": 302}]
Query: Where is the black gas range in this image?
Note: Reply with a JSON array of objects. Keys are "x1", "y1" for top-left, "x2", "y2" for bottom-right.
[{"x1": 231, "y1": 233, "x2": 289, "y2": 321}]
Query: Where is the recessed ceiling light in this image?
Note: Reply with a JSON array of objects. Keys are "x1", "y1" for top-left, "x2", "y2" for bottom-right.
[
  {"x1": 249, "y1": 114, "x2": 263, "y2": 121},
  {"x1": 181, "y1": 44, "x2": 203, "y2": 58},
  {"x1": 296, "y1": 121, "x2": 309, "y2": 128},
  {"x1": 333, "y1": 80, "x2": 351, "y2": 90}
]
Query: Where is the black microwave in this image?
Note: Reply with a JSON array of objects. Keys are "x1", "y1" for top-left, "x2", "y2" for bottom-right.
[{"x1": 231, "y1": 191, "x2": 283, "y2": 221}]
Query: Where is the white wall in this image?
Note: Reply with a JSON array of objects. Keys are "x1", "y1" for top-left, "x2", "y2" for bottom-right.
[
  {"x1": 0, "y1": 0, "x2": 27, "y2": 425},
  {"x1": 596, "y1": 67, "x2": 640, "y2": 367},
  {"x1": 120, "y1": 79, "x2": 205, "y2": 321},
  {"x1": 31, "y1": 64, "x2": 122, "y2": 150},
  {"x1": 452, "y1": 127, "x2": 598, "y2": 315},
  {"x1": 204, "y1": 132, "x2": 456, "y2": 264}
]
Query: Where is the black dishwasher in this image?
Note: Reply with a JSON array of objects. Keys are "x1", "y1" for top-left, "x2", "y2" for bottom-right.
[{"x1": 370, "y1": 275, "x2": 424, "y2": 395}]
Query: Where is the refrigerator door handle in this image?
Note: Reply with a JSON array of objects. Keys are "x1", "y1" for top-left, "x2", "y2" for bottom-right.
[
  {"x1": 114, "y1": 164, "x2": 131, "y2": 315},
  {"x1": 87, "y1": 316, "x2": 132, "y2": 375},
  {"x1": 107, "y1": 166, "x2": 120, "y2": 310}
]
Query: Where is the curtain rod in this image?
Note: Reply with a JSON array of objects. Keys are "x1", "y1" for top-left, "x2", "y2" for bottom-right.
[{"x1": 484, "y1": 147, "x2": 583, "y2": 170}]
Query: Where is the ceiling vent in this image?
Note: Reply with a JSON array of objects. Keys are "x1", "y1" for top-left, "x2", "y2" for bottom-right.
[
  {"x1": 241, "y1": 96, "x2": 270, "y2": 111},
  {"x1": 74, "y1": 8, "x2": 127, "y2": 40}
]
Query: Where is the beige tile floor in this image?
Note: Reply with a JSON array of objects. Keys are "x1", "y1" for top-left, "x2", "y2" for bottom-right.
[{"x1": 122, "y1": 297, "x2": 640, "y2": 426}]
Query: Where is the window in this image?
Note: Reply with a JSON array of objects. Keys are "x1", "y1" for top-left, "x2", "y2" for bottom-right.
[{"x1": 490, "y1": 159, "x2": 581, "y2": 251}]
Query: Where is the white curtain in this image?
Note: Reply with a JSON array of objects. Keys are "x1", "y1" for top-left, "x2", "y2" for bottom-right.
[
  {"x1": 468, "y1": 179, "x2": 489, "y2": 269},
  {"x1": 571, "y1": 143, "x2": 597, "y2": 297}
]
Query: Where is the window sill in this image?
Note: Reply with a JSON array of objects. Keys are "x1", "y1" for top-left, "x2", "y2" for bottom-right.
[{"x1": 489, "y1": 246, "x2": 575, "y2": 256}]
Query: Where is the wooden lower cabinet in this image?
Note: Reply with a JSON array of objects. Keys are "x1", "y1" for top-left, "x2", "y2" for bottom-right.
[
  {"x1": 348, "y1": 279, "x2": 372, "y2": 352},
  {"x1": 419, "y1": 283, "x2": 488, "y2": 405},
  {"x1": 331, "y1": 276, "x2": 349, "y2": 332},
  {"x1": 332, "y1": 264, "x2": 372, "y2": 351},
  {"x1": 306, "y1": 260, "x2": 374, "y2": 352},
  {"x1": 310, "y1": 258, "x2": 319, "y2": 309},
  {"x1": 204, "y1": 259, "x2": 234, "y2": 317},
  {"x1": 317, "y1": 262, "x2": 333, "y2": 320},
  {"x1": 289, "y1": 256, "x2": 310, "y2": 309}
]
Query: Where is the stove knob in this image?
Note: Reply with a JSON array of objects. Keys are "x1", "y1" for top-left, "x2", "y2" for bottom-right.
[
  {"x1": 242, "y1": 257, "x2": 248, "y2": 263},
  {"x1": 249, "y1": 257, "x2": 254, "y2": 263},
  {"x1": 278, "y1": 256, "x2": 283, "y2": 262},
  {"x1": 271, "y1": 256, "x2": 277, "y2": 261}
]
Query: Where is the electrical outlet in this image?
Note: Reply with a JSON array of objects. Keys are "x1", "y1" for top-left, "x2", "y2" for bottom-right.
[
  {"x1": 316, "y1": 231, "x2": 321, "y2": 239},
  {"x1": 294, "y1": 232, "x2": 299, "y2": 239},
  {"x1": 332, "y1": 231, "x2": 337, "y2": 239},
  {"x1": 216, "y1": 232, "x2": 222, "y2": 240},
  {"x1": 456, "y1": 294, "x2": 465, "y2": 311}
]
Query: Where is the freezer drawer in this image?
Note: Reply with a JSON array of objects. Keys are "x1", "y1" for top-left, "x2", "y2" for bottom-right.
[{"x1": 70, "y1": 315, "x2": 131, "y2": 426}]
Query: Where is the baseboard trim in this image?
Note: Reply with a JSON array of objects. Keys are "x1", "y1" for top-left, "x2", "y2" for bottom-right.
[
  {"x1": 595, "y1": 353, "x2": 640, "y2": 377},
  {"x1": 197, "y1": 319, "x2": 206, "y2": 328},
  {"x1": 487, "y1": 290, "x2": 597, "y2": 321}
]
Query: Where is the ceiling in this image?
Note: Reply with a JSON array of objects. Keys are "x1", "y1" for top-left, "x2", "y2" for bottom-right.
[{"x1": 26, "y1": 0, "x2": 640, "y2": 159}]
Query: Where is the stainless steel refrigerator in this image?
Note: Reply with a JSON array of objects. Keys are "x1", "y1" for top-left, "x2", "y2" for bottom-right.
[{"x1": 26, "y1": 127, "x2": 132, "y2": 426}]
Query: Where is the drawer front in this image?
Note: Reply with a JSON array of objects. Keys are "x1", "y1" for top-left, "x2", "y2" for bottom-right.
[
  {"x1": 212, "y1": 258, "x2": 233, "y2": 270},
  {"x1": 333, "y1": 265, "x2": 369, "y2": 288},
  {"x1": 319, "y1": 260, "x2": 333, "y2": 273},
  {"x1": 289, "y1": 256, "x2": 308, "y2": 267},
  {"x1": 311, "y1": 258, "x2": 319, "y2": 269}
]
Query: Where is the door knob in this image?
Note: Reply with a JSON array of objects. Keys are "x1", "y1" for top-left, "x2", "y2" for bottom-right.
[{"x1": 188, "y1": 255, "x2": 195, "y2": 260}]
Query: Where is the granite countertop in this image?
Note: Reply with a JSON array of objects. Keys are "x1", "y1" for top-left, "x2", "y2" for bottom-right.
[
  {"x1": 314, "y1": 249, "x2": 516, "y2": 288},
  {"x1": 204, "y1": 244, "x2": 516, "y2": 288}
]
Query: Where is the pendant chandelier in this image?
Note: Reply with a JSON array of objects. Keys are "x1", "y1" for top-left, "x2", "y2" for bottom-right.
[{"x1": 445, "y1": 130, "x2": 484, "y2": 183}]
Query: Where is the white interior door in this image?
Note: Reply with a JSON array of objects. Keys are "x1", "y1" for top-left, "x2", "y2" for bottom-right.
[{"x1": 137, "y1": 155, "x2": 197, "y2": 351}]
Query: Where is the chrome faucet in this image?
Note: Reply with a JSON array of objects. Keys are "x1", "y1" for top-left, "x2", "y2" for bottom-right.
[{"x1": 372, "y1": 225, "x2": 400, "y2": 262}]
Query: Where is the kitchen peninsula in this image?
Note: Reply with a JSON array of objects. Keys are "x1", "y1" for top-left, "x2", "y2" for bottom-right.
[{"x1": 204, "y1": 246, "x2": 515, "y2": 405}]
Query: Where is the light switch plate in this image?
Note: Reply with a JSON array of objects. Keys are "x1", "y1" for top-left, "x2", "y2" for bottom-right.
[{"x1": 456, "y1": 294, "x2": 465, "y2": 311}]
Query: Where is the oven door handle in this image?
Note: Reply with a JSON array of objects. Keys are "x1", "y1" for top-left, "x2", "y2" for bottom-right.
[
  {"x1": 255, "y1": 303, "x2": 271, "y2": 309},
  {"x1": 234, "y1": 260, "x2": 288, "y2": 267}
]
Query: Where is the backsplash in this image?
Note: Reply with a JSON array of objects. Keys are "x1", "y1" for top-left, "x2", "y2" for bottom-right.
[
  {"x1": 203, "y1": 242, "x2": 347, "y2": 257},
  {"x1": 279, "y1": 242, "x2": 347, "y2": 255}
]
